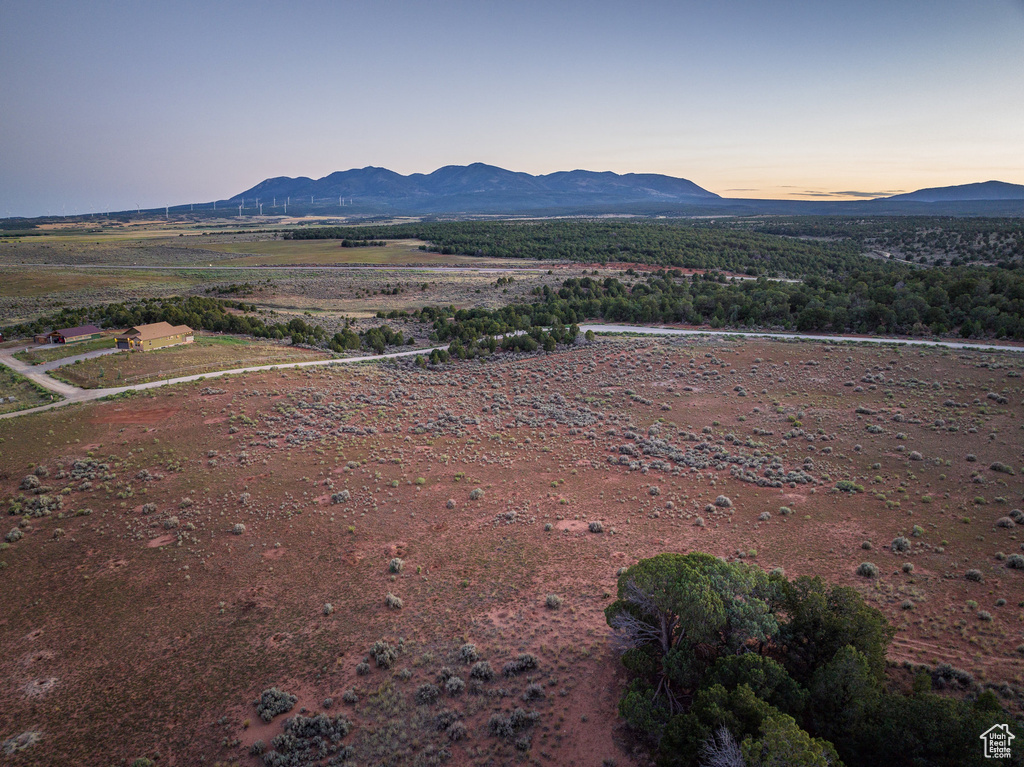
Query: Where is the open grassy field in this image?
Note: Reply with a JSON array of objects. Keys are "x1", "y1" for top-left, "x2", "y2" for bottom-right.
[
  {"x1": 14, "y1": 336, "x2": 115, "y2": 365},
  {"x1": 0, "y1": 364, "x2": 61, "y2": 413},
  {"x1": 50, "y1": 334, "x2": 331, "y2": 388},
  {"x1": 199, "y1": 237, "x2": 508, "y2": 266},
  {"x1": 1, "y1": 335, "x2": 1022, "y2": 765}
]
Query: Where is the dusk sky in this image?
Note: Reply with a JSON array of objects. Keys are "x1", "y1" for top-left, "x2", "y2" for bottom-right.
[{"x1": 2, "y1": 0, "x2": 1023, "y2": 217}]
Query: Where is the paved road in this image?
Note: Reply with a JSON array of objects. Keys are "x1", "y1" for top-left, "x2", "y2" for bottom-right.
[{"x1": 2, "y1": 324, "x2": 1022, "y2": 421}]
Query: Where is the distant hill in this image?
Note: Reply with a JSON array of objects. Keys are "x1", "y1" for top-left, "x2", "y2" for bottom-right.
[
  {"x1": 231, "y1": 163, "x2": 719, "y2": 213},
  {"x1": 884, "y1": 180, "x2": 1024, "y2": 203}
]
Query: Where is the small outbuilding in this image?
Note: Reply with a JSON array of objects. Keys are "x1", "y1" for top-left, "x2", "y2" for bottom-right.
[
  {"x1": 47, "y1": 324, "x2": 103, "y2": 344},
  {"x1": 116, "y1": 322, "x2": 194, "y2": 352}
]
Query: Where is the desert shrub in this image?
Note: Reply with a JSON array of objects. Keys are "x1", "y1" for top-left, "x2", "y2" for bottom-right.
[
  {"x1": 891, "y1": 536, "x2": 910, "y2": 553},
  {"x1": 470, "y1": 660, "x2": 495, "y2": 680},
  {"x1": 990, "y1": 462, "x2": 1015, "y2": 475},
  {"x1": 523, "y1": 683, "x2": 545, "y2": 701},
  {"x1": 435, "y1": 708, "x2": 460, "y2": 731},
  {"x1": 342, "y1": 688, "x2": 358, "y2": 704},
  {"x1": 446, "y1": 721, "x2": 467, "y2": 741},
  {"x1": 5, "y1": 528, "x2": 23, "y2": 543},
  {"x1": 966, "y1": 454, "x2": 977, "y2": 462},
  {"x1": 911, "y1": 525, "x2": 924, "y2": 537},
  {"x1": 908, "y1": 451, "x2": 923, "y2": 461},
  {"x1": 901, "y1": 600, "x2": 914, "y2": 610},
  {"x1": 758, "y1": 512, "x2": 771, "y2": 521},
  {"x1": 255, "y1": 687, "x2": 297, "y2": 722},
  {"x1": 978, "y1": 610, "x2": 993, "y2": 621},
  {"x1": 250, "y1": 740, "x2": 265, "y2": 756},
  {"x1": 1009, "y1": 508, "x2": 1024, "y2": 524},
  {"x1": 488, "y1": 707, "x2": 539, "y2": 739},
  {"x1": 857, "y1": 562, "x2": 879, "y2": 578},
  {"x1": 371, "y1": 640, "x2": 398, "y2": 668},
  {"x1": 861, "y1": 541, "x2": 872, "y2": 550},
  {"x1": 323, "y1": 603, "x2": 334, "y2": 616},
  {"x1": 544, "y1": 522, "x2": 553, "y2": 531},
  {"x1": 996, "y1": 517, "x2": 1015, "y2": 528},
  {"x1": 589, "y1": 520, "x2": 604, "y2": 533},
  {"x1": 779, "y1": 506, "x2": 792, "y2": 516},
  {"x1": 459, "y1": 643, "x2": 479, "y2": 664},
  {"x1": 446, "y1": 499, "x2": 455, "y2": 509},
  {"x1": 389, "y1": 557, "x2": 404, "y2": 573},
  {"x1": 694, "y1": 517, "x2": 705, "y2": 527},
  {"x1": 714, "y1": 495, "x2": 733, "y2": 508},
  {"x1": 163, "y1": 516, "x2": 178, "y2": 530},
  {"x1": 141, "y1": 503, "x2": 156, "y2": 515},
  {"x1": 331, "y1": 490, "x2": 350, "y2": 504},
  {"x1": 1005, "y1": 554, "x2": 1024, "y2": 569},
  {"x1": 469, "y1": 488, "x2": 485, "y2": 500},
  {"x1": 232, "y1": 523, "x2": 245, "y2": 535},
  {"x1": 545, "y1": 594, "x2": 563, "y2": 609},
  {"x1": 902, "y1": 563, "x2": 914, "y2": 574},
  {"x1": 503, "y1": 653, "x2": 538, "y2": 677},
  {"x1": 355, "y1": 662, "x2": 370, "y2": 676},
  {"x1": 965, "y1": 569, "x2": 984, "y2": 582},
  {"x1": 835, "y1": 480, "x2": 864, "y2": 493},
  {"x1": 445, "y1": 676, "x2": 465, "y2": 695},
  {"x1": 20, "y1": 475, "x2": 40, "y2": 491},
  {"x1": 415, "y1": 683, "x2": 440, "y2": 705},
  {"x1": 385, "y1": 592, "x2": 403, "y2": 610}
]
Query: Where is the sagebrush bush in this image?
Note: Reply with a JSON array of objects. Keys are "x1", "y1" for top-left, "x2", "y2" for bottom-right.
[
  {"x1": 891, "y1": 536, "x2": 910, "y2": 553},
  {"x1": 470, "y1": 660, "x2": 495, "y2": 680},
  {"x1": 255, "y1": 687, "x2": 297, "y2": 722},
  {"x1": 389, "y1": 557, "x2": 404, "y2": 573},
  {"x1": 1005, "y1": 554, "x2": 1024, "y2": 569},
  {"x1": 445, "y1": 676, "x2": 465, "y2": 695},
  {"x1": 385, "y1": 593, "x2": 403, "y2": 610},
  {"x1": 459, "y1": 643, "x2": 479, "y2": 664},
  {"x1": 545, "y1": 594, "x2": 562, "y2": 609},
  {"x1": 996, "y1": 517, "x2": 1016, "y2": 529},
  {"x1": 469, "y1": 488, "x2": 485, "y2": 500},
  {"x1": 371, "y1": 640, "x2": 397, "y2": 668},
  {"x1": 503, "y1": 653, "x2": 538, "y2": 677},
  {"x1": 714, "y1": 495, "x2": 733, "y2": 508},
  {"x1": 415, "y1": 683, "x2": 440, "y2": 705},
  {"x1": 857, "y1": 562, "x2": 879, "y2": 578},
  {"x1": 588, "y1": 521, "x2": 604, "y2": 533},
  {"x1": 966, "y1": 569, "x2": 984, "y2": 582}
]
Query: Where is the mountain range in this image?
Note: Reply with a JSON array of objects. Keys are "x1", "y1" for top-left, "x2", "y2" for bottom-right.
[
  {"x1": 223, "y1": 166, "x2": 1024, "y2": 217},
  {"x1": 231, "y1": 163, "x2": 720, "y2": 213}
]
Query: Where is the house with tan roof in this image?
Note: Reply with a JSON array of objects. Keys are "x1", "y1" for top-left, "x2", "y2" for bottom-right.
[{"x1": 115, "y1": 322, "x2": 194, "y2": 352}]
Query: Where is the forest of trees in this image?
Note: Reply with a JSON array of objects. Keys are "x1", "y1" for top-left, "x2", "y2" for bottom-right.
[
  {"x1": 607, "y1": 553, "x2": 1022, "y2": 767},
  {"x1": 710, "y1": 216, "x2": 1024, "y2": 265},
  {"x1": 386, "y1": 266, "x2": 1024, "y2": 341},
  {"x1": 285, "y1": 220, "x2": 866, "y2": 277}
]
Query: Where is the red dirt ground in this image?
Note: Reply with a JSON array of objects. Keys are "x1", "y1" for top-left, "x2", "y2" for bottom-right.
[{"x1": 1, "y1": 335, "x2": 1022, "y2": 765}]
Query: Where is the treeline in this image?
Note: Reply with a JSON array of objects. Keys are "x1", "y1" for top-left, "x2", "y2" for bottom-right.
[
  {"x1": 284, "y1": 220, "x2": 866, "y2": 278},
  {"x1": 388, "y1": 264, "x2": 1024, "y2": 340},
  {"x1": 339, "y1": 239, "x2": 386, "y2": 248},
  {"x1": 0, "y1": 297, "x2": 418, "y2": 353},
  {"x1": 0, "y1": 296, "x2": 322, "y2": 342},
  {"x1": 607, "y1": 553, "x2": 1021, "y2": 767},
  {"x1": 714, "y1": 215, "x2": 1024, "y2": 265}
]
